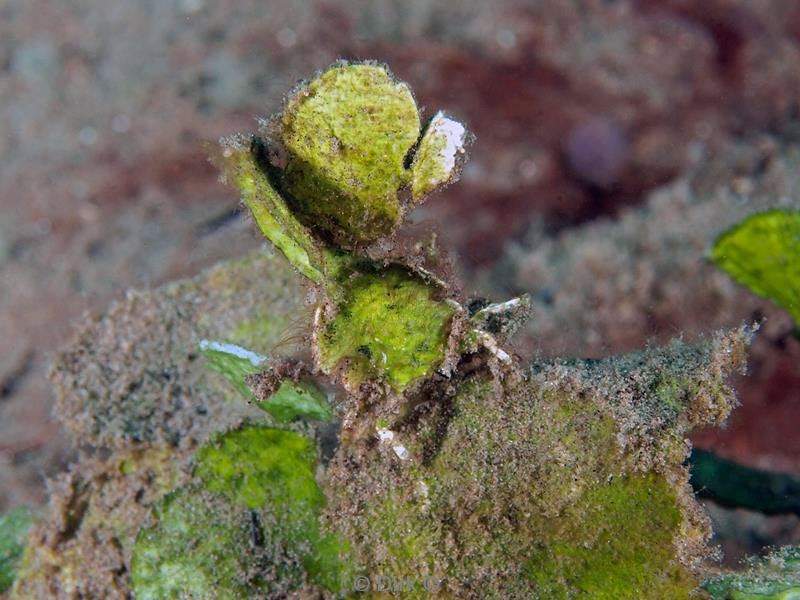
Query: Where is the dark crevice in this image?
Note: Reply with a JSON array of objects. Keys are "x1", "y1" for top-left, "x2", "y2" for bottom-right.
[
  {"x1": 689, "y1": 448, "x2": 800, "y2": 516},
  {"x1": 0, "y1": 351, "x2": 35, "y2": 401}
]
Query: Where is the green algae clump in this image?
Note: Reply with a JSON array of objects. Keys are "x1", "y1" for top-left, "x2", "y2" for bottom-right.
[
  {"x1": 279, "y1": 62, "x2": 421, "y2": 248},
  {"x1": 316, "y1": 267, "x2": 457, "y2": 392},
  {"x1": 131, "y1": 426, "x2": 355, "y2": 599}
]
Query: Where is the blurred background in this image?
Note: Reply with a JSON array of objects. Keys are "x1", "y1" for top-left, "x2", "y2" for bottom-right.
[{"x1": 1, "y1": 0, "x2": 800, "y2": 567}]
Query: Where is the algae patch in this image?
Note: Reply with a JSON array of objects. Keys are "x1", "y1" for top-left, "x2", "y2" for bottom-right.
[
  {"x1": 317, "y1": 267, "x2": 456, "y2": 392},
  {"x1": 280, "y1": 62, "x2": 421, "y2": 247},
  {"x1": 131, "y1": 426, "x2": 355, "y2": 599}
]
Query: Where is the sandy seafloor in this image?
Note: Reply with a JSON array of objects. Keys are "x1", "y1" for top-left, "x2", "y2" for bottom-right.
[{"x1": 2, "y1": 0, "x2": 800, "y2": 567}]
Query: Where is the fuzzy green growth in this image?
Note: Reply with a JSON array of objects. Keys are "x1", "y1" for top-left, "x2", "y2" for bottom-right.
[
  {"x1": 257, "y1": 380, "x2": 333, "y2": 423},
  {"x1": 711, "y1": 209, "x2": 800, "y2": 324},
  {"x1": 0, "y1": 507, "x2": 35, "y2": 593},
  {"x1": 131, "y1": 489, "x2": 264, "y2": 599},
  {"x1": 317, "y1": 267, "x2": 456, "y2": 392},
  {"x1": 326, "y1": 365, "x2": 706, "y2": 599},
  {"x1": 132, "y1": 426, "x2": 354, "y2": 598},
  {"x1": 705, "y1": 546, "x2": 800, "y2": 599},
  {"x1": 280, "y1": 63, "x2": 420, "y2": 247},
  {"x1": 525, "y1": 473, "x2": 690, "y2": 598},
  {"x1": 437, "y1": 379, "x2": 696, "y2": 598}
]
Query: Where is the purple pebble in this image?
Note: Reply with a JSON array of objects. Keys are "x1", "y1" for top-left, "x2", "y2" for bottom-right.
[{"x1": 565, "y1": 118, "x2": 628, "y2": 189}]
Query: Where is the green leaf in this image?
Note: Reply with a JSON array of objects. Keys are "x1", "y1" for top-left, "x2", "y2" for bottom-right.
[
  {"x1": 711, "y1": 209, "x2": 800, "y2": 324},
  {"x1": 704, "y1": 545, "x2": 800, "y2": 599},
  {"x1": 214, "y1": 138, "x2": 326, "y2": 285},
  {"x1": 199, "y1": 340, "x2": 266, "y2": 399},
  {"x1": 257, "y1": 380, "x2": 333, "y2": 423}
]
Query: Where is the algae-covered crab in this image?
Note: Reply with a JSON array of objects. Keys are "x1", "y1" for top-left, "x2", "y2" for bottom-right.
[{"x1": 8, "y1": 61, "x2": 788, "y2": 599}]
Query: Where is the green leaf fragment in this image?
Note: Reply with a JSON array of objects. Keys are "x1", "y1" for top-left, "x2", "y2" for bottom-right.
[
  {"x1": 711, "y1": 209, "x2": 800, "y2": 324},
  {"x1": 199, "y1": 339, "x2": 265, "y2": 399},
  {"x1": 215, "y1": 139, "x2": 325, "y2": 284},
  {"x1": 704, "y1": 546, "x2": 800, "y2": 600},
  {"x1": 0, "y1": 506, "x2": 36, "y2": 593},
  {"x1": 257, "y1": 380, "x2": 333, "y2": 423}
]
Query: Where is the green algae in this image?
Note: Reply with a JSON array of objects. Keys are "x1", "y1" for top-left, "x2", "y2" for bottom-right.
[
  {"x1": 132, "y1": 426, "x2": 356, "y2": 599},
  {"x1": 131, "y1": 489, "x2": 266, "y2": 599},
  {"x1": 317, "y1": 267, "x2": 456, "y2": 392},
  {"x1": 525, "y1": 473, "x2": 692, "y2": 599},
  {"x1": 194, "y1": 426, "x2": 322, "y2": 512},
  {"x1": 321, "y1": 336, "x2": 745, "y2": 599},
  {"x1": 711, "y1": 209, "x2": 800, "y2": 324},
  {"x1": 0, "y1": 507, "x2": 35, "y2": 593},
  {"x1": 280, "y1": 62, "x2": 420, "y2": 248}
]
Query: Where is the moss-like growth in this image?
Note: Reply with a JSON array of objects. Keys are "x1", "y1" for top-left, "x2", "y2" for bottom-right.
[
  {"x1": 316, "y1": 267, "x2": 457, "y2": 392},
  {"x1": 0, "y1": 507, "x2": 35, "y2": 593},
  {"x1": 322, "y1": 327, "x2": 751, "y2": 598},
  {"x1": 711, "y1": 209, "x2": 800, "y2": 324},
  {"x1": 50, "y1": 246, "x2": 304, "y2": 449},
  {"x1": 525, "y1": 473, "x2": 691, "y2": 598},
  {"x1": 279, "y1": 62, "x2": 421, "y2": 247},
  {"x1": 132, "y1": 425, "x2": 356, "y2": 599},
  {"x1": 12, "y1": 446, "x2": 187, "y2": 598}
]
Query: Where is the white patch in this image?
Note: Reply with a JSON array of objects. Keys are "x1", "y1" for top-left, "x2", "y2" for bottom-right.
[
  {"x1": 417, "y1": 480, "x2": 429, "y2": 498},
  {"x1": 393, "y1": 445, "x2": 409, "y2": 460},
  {"x1": 478, "y1": 297, "x2": 522, "y2": 315},
  {"x1": 377, "y1": 428, "x2": 394, "y2": 443},
  {"x1": 476, "y1": 331, "x2": 512, "y2": 363},
  {"x1": 198, "y1": 340, "x2": 266, "y2": 367},
  {"x1": 494, "y1": 347, "x2": 510, "y2": 362},
  {"x1": 428, "y1": 112, "x2": 466, "y2": 177}
]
